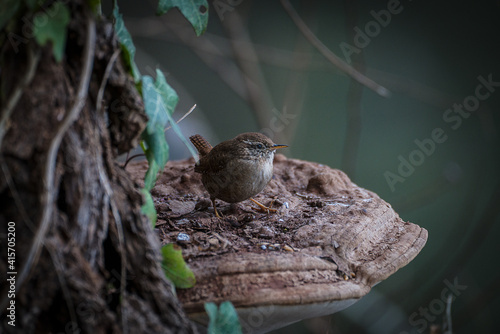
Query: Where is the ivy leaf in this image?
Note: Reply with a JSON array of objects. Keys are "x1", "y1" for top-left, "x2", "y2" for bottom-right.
[
  {"x1": 141, "y1": 122, "x2": 169, "y2": 190},
  {"x1": 161, "y1": 244, "x2": 196, "y2": 288},
  {"x1": 33, "y1": 1, "x2": 70, "y2": 62},
  {"x1": 140, "y1": 188, "x2": 157, "y2": 226},
  {"x1": 0, "y1": 0, "x2": 20, "y2": 31},
  {"x1": 140, "y1": 71, "x2": 197, "y2": 190},
  {"x1": 112, "y1": 0, "x2": 141, "y2": 82},
  {"x1": 141, "y1": 73, "x2": 175, "y2": 134},
  {"x1": 139, "y1": 73, "x2": 173, "y2": 189},
  {"x1": 206, "y1": 301, "x2": 243, "y2": 334},
  {"x1": 157, "y1": 0, "x2": 208, "y2": 36},
  {"x1": 154, "y1": 69, "x2": 178, "y2": 118},
  {"x1": 154, "y1": 69, "x2": 198, "y2": 159}
]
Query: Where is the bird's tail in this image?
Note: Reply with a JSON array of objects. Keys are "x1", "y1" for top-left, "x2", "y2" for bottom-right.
[{"x1": 189, "y1": 134, "x2": 213, "y2": 157}]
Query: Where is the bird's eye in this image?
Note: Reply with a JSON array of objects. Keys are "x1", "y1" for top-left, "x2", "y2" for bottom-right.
[{"x1": 255, "y1": 143, "x2": 264, "y2": 149}]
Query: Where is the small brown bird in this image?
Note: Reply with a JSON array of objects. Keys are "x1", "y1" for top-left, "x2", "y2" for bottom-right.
[{"x1": 189, "y1": 132, "x2": 288, "y2": 218}]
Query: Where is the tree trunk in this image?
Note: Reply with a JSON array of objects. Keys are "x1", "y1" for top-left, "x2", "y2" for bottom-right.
[{"x1": 0, "y1": 1, "x2": 195, "y2": 333}]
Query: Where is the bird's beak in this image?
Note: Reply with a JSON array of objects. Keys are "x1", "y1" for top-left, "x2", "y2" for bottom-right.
[{"x1": 271, "y1": 144, "x2": 288, "y2": 150}]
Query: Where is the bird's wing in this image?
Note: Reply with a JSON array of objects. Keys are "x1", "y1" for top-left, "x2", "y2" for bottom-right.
[{"x1": 194, "y1": 142, "x2": 232, "y2": 174}]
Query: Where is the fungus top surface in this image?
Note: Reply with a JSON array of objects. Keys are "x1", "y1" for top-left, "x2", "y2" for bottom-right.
[{"x1": 127, "y1": 154, "x2": 427, "y2": 315}]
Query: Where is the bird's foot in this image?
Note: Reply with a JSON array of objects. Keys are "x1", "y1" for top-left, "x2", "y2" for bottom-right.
[
  {"x1": 250, "y1": 198, "x2": 277, "y2": 214},
  {"x1": 211, "y1": 198, "x2": 223, "y2": 218}
]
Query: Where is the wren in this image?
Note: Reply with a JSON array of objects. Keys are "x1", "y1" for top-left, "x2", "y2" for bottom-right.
[{"x1": 189, "y1": 132, "x2": 287, "y2": 218}]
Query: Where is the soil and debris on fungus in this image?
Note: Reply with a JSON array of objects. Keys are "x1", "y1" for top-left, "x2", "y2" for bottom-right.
[
  {"x1": 126, "y1": 154, "x2": 428, "y2": 312},
  {"x1": 127, "y1": 154, "x2": 377, "y2": 258}
]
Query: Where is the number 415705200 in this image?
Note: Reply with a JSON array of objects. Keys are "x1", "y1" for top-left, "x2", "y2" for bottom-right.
[{"x1": 7, "y1": 221, "x2": 15, "y2": 271}]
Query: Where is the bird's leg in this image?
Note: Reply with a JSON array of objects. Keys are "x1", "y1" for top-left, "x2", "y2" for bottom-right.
[
  {"x1": 250, "y1": 198, "x2": 277, "y2": 214},
  {"x1": 211, "y1": 198, "x2": 222, "y2": 218}
]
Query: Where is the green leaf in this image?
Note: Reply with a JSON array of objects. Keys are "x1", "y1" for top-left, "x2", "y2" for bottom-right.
[
  {"x1": 157, "y1": 0, "x2": 208, "y2": 36},
  {"x1": 206, "y1": 301, "x2": 243, "y2": 334},
  {"x1": 141, "y1": 73, "x2": 176, "y2": 134},
  {"x1": 141, "y1": 123, "x2": 169, "y2": 190},
  {"x1": 140, "y1": 70, "x2": 197, "y2": 190},
  {"x1": 153, "y1": 69, "x2": 198, "y2": 159},
  {"x1": 140, "y1": 188, "x2": 157, "y2": 226},
  {"x1": 0, "y1": 0, "x2": 20, "y2": 31},
  {"x1": 154, "y1": 69, "x2": 178, "y2": 117},
  {"x1": 139, "y1": 73, "x2": 173, "y2": 189},
  {"x1": 112, "y1": 0, "x2": 140, "y2": 82},
  {"x1": 161, "y1": 244, "x2": 196, "y2": 288},
  {"x1": 143, "y1": 158, "x2": 159, "y2": 191},
  {"x1": 33, "y1": 1, "x2": 70, "y2": 62}
]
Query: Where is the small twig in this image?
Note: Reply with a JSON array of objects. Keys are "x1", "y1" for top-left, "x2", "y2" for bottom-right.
[
  {"x1": 340, "y1": 2, "x2": 366, "y2": 178},
  {"x1": 280, "y1": 0, "x2": 391, "y2": 98},
  {"x1": 96, "y1": 48, "x2": 121, "y2": 113},
  {"x1": 444, "y1": 293, "x2": 453, "y2": 334},
  {"x1": 164, "y1": 103, "x2": 197, "y2": 130},
  {"x1": 0, "y1": 46, "x2": 41, "y2": 147},
  {"x1": 122, "y1": 103, "x2": 197, "y2": 168},
  {"x1": 14, "y1": 15, "x2": 96, "y2": 299},
  {"x1": 211, "y1": 232, "x2": 233, "y2": 250},
  {"x1": 122, "y1": 153, "x2": 146, "y2": 168},
  {"x1": 295, "y1": 192, "x2": 317, "y2": 200}
]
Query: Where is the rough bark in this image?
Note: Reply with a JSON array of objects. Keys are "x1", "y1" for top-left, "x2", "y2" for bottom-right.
[{"x1": 0, "y1": 2, "x2": 194, "y2": 333}]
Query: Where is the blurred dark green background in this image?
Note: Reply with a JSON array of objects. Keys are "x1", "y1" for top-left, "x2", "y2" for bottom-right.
[{"x1": 120, "y1": 0, "x2": 500, "y2": 332}]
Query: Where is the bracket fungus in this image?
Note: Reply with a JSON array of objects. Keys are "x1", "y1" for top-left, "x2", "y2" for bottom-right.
[{"x1": 127, "y1": 154, "x2": 427, "y2": 333}]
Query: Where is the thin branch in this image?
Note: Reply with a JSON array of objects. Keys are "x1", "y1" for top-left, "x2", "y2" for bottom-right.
[
  {"x1": 123, "y1": 153, "x2": 146, "y2": 168},
  {"x1": 123, "y1": 104, "x2": 197, "y2": 168},
  {"x1": 341, "y1": 1, "x2": 366, "y2": 178},
  {"x1": 0, "y1": 46, "x2": 41, "y2": 147},
  {"x1": 127, "y1": 17, "x2": 470, "y2": 109},
  {"x1": 164, "y1": 103, "x2": 196, "y2": 130},
  {"x1": 280, "y1": 0, "x2": 391, "y2": 98},
  {"x1": 96, "y1": 48, "x2": 121, "y2": 113},
  {"x1": 279, "y1": 8, "x2": 316, "y2": 145},
  {"x1": 444, "y1": 293, "x2": 453, "y2": 334},
  {"x1": 13, "y1": 15, "x2": 96, "y2": 300},
  {"x1": 127, "y1": 17, "x2": 249, "y2": 101},
  {"x1": 341, "y1": 74, "x2": 364, "y2": 178},
  {"x1": 221, "y1": 10, "x2": 275, "y2": 128}
]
